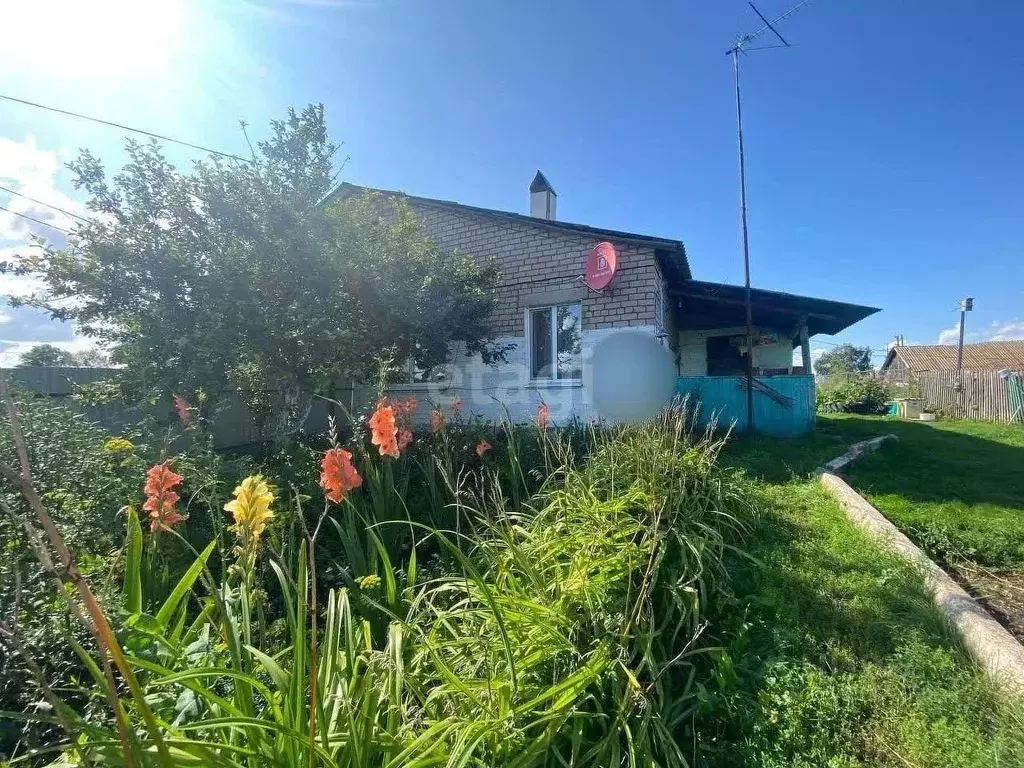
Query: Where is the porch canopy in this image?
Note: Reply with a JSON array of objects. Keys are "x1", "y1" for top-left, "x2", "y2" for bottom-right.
[{"x1": 670, "y1": 279, "x2": 880, "y2": 338}]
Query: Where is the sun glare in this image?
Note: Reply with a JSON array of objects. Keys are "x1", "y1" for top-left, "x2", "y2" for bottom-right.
[{"x1": 4, "y1": 0, "x2": 186, "y2": 81}]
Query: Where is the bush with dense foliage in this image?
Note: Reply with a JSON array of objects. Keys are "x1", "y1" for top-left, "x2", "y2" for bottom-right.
[
  {"x1": 0, "y1": 390, "x2": 257, "y2": 759},
  {"x1": 10, "y1": 106, "x2": 504, "y2": 429},
  {"x1": 816, "y1": 376, "x2": 892, "y2": 414}
]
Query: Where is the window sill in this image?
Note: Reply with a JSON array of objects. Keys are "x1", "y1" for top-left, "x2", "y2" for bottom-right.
[
  {"x1": 387, "y1": 382, "x2": 446, "y2": 391},
  {"x1": 526, "y1": 379, "x2": 583, "y2": 389}
]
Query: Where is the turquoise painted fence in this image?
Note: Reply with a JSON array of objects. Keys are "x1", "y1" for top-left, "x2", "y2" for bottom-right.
[{"x1": 675, "y1": 375, "x2": 816, "y2": 436}]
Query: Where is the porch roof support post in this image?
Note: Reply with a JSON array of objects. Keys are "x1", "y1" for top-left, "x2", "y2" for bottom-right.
[{"x1": 799, "y1": 321, "x2": 811, "y2": 374}]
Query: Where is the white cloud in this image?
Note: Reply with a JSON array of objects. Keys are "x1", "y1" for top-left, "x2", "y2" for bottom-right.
[
  {"x1": 0, "y1": 135, "x2": 82, "y2": 242},
  {"x1": 989, "y1": 319, "x2": 1024, "y2": 342},
  {"x1": 936, "y1": 323, "x2": 961, "y2": 345},
  {"x1": 0, "y1": 245, "x2": 48, "y2": 299},
  {"x1": 0, "y1": 135, "x2": 58, "y2": 188},
  {"x1": 0, "y1": 134, "x2": 90, "y2": 359},
  {"x1": 934, "y1": 318, "x2": 1024, "y2": 345}
]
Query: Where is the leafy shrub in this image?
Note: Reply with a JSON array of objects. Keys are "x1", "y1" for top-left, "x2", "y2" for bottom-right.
[
  {"x1": 0, "y1": 391, "x2": 258, "y2": 760},
  {"x1": 0, "y1": 395, "x2": 141, "y2": 757},
  {"x1": 816, "y1": 377, "x2": 892, "y2": 414}
]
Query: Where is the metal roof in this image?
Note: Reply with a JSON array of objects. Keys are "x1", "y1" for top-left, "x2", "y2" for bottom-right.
[
  {"x1": 882, "y1": 341, "x2": 1024, "y2": 373},
  {"x1": 671, "y1": 280, "x2": 881, "y2": 337},
  {"x1": 328, "y1": 182, "x2": 691, "y2": 280}
]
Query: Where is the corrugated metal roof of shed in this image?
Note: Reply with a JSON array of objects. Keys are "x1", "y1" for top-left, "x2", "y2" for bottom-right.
[{"x1": 883, "y1": 341, "x2": 1024, "y2": 372}]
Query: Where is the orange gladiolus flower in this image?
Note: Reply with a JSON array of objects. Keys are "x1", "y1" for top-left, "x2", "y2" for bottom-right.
[
  {"x1": 537, "y1": 403, "x2": 550, "y2": 429},
  {"x1": 397, "y1": 396, "x2": 418, "y2": 416},
  {"x1": 369, "y1": 404, "x2": 400, "y2": 458},
  {"x1": 398, "y1": 427, "x2": 413, "y2": 450},
  {"x1": 173, "y1": 394, "x2": 191, "y2": 426},
  {"x1": 429, "y1": 408, "x2": 446, "y2": 433},
  {"x1": 320, "y1": 447, "x2": 363, "y2": 504},
  {"x1": 143, "y1": 461, "x2": 185, "y2": 532},
  {"x1": 475, "y1": 439, "x2": 492, "y2": 457}
]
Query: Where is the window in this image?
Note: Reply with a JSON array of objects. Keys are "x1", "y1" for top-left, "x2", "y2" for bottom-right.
[
  {"x1": 404, "y1": 356, "x2": 447, "y2": 384},
  {"x1": 397, "y1": 345, "x2": 449, "y2": 385},
  {"x1": 528, "y1": 303, "x2": 582, "y2": 380}
]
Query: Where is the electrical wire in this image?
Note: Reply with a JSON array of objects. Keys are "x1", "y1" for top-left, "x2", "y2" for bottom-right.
[
  {"x1": 0, "y1": 92, "x2": 252, "y2": 164},
  {"x1": 0, "y1": 184, "x2": 90, "y2": 225},
  {"x1": 0, "y1": 204, "x2": 73, "y2": 235}
]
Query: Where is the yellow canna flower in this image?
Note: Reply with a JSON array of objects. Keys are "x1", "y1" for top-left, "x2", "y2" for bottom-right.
[{"x1": 224, "y1": 475, "x2": 275, "y2": 543}]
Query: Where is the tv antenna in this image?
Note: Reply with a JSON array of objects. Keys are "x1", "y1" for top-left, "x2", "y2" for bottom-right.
[{"x1": 726, "y1": 0, "x2": 813, "y2": 433}]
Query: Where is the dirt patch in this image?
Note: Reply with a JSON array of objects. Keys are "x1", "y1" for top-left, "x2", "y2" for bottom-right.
[{"x1": 954, "y1": 567, "x2": 1024, "y2": 644}]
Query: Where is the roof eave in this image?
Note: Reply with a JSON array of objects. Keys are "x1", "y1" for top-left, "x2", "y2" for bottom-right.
[{"x1": 670, "y1": 279, "x2": 880, "y2": 337}]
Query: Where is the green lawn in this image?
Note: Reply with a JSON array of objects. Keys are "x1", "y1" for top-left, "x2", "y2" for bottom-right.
[
  {"x1": 726, "y1": 415, "x2": 1024, "y2": 569},
  {"x1": 696, "y1": 427, "x2": 1024, "y2": 766}
]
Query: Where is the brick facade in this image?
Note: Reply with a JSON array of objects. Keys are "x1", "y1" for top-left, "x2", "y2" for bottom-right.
[
  {"x1": 333, "y1": 185, "x2": 682, "y2": 424},
  {"x1": 408, "y1": 201, "x2": 665, "y2": 337}
]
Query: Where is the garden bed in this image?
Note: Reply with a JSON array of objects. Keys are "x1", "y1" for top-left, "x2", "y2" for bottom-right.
[
  {"x1": 3, "y1": 399, "x2": 1022, "y2": 767},
  {"x1": 957, "y1": 566, "x2": 1024, "y2": 643}
]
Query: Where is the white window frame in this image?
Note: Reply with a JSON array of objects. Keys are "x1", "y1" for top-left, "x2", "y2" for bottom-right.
[
  {"x1": 526, "y1": 302, "x2": 582, "y2": 383},
  {"x1": 410, "y1": 358, "x2": 448, "y2": 386}
]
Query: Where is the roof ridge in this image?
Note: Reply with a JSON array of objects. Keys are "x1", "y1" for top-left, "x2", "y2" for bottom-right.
[
  {"x1": 330, "y1": 181, "x2": 690, "y2": 280},
  {"x1": 330, "y1": 182, "x2": 683, "y2": 246}
]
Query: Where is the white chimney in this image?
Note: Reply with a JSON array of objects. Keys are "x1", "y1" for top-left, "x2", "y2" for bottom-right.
[{"x1": 529, "y1": 170, "x2": 556, "y2": 220}]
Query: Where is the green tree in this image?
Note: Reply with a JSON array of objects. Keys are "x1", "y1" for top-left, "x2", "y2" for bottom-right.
[
  {"x1": 814, "y1": 344, "x2": 873, "y2": 377},
  {"x1": 69, "y1": 347, "x2": 111, "y2": 367},
  {"x1": 16, "y1": 106, "x2": 502, "y2": 423},
  {"x1": 17, "y1": 343, "x2": 77, "y2": 367}
]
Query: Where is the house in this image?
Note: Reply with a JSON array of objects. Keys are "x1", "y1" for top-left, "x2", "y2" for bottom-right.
[
  {"x1": 881, "y1": 341, "x2": 1024, "y2": 381},
  {"x1": 331, "y1": 173, "x2": 879, "y2": 435}
]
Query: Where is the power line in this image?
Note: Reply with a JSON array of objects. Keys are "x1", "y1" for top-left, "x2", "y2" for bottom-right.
[
  {"x1": 0, "y1": 92, "x2": 252, "y2": 164},
  {"x1": 0, "y1": 184, "x2": 90, "y2": 225},
  {"x1": 0, "y1": 204, "x2": 73, "y2": 235}
]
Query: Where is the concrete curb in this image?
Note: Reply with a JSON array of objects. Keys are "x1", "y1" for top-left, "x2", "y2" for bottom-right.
[
  {"x1": 817, "y1": 444, "x2": 1024, "y2": 693},
  {"x1": 817, "y1": 434, "x2": 898, "y2": 475}
]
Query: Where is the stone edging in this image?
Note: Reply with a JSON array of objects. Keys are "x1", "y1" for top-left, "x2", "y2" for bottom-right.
[{"x1": 817, "y1": 437, "x2": 1024, "y2": 693}]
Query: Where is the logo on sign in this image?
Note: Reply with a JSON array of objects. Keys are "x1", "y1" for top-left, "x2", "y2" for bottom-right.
[{"x1": 585, "y1": 242, "x2": 618, "y2": 292}]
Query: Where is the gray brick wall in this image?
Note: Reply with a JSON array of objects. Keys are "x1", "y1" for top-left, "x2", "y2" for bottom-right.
[{"x1": 409, "y1": 201, "x2": 664, "y2": 336}]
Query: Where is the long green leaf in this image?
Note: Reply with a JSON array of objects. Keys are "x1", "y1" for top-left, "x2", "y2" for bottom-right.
[
  {"x1": 156, "y1": 539, "x2": 216, "y2": 629},
  {"x1": 123, "y1": 506, "x2": 143, "y2": 615}
]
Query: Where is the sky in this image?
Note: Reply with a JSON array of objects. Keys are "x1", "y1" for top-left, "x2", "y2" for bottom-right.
[{"x1": 0, "y1": 0, "x2": 1022, "y2": 367}]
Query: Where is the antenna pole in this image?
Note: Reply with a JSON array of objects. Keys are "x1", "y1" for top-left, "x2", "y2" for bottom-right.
[
  {"x1": 733, "y1": 47, "x2": 756, "y2": 433},
  {"x1": 725, "y1": 0, "x2": 811, "y2": 433}
]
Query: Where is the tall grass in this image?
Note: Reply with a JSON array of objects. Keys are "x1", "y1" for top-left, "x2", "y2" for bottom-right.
[{"x1": 1, "y1": 394, "x2": 756, "y2": 767}]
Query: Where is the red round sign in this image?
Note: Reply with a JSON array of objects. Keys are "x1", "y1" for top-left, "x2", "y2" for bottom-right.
[{"x1": 585, "y1": 241, "x2": 618, "y2": 291}]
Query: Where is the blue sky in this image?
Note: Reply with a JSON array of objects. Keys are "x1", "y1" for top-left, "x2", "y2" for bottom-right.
[{"x1": 1, "y1": 0, "x2": 1022, "y2": 365}]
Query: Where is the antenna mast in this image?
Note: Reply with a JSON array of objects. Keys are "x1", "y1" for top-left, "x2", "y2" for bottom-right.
[{"x1": 726, "y1": 0, "x2": 812, "y2": 433}]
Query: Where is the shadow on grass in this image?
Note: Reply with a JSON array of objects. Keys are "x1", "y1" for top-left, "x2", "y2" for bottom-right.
[
  {"x1": 844, "y1": 424, "x2": 1024, "y2": 510},
  {"x1": 709, "y1": 490, "x2": 952, "y2": 671},
  {"x1": 723, "y1": 415, "x2": 1024, "y2": 511},
  {"x1": 690, "y1": 482, "x2": 1018, "y2": 767}
]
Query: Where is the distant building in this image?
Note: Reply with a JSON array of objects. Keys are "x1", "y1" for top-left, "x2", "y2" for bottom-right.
[{"x1": 881, "y1": 341, "x2": 1024, "y2": 380}]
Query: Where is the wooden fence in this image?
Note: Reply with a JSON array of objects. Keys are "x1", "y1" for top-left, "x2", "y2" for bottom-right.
[{"x1": 916, "y1": 369, "x2": 1024, "y2": 423}]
